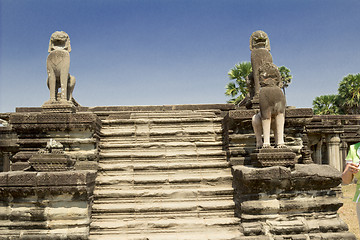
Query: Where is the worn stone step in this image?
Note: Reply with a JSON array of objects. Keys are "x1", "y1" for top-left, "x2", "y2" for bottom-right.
[
  {"x1": 99, "y1": 141, "x2": 223, "y2": 149},
  {"x1": 101, "y1": 126, "x2": 222, "y2": 135},
  {"x1": 100, "y1": 136, "x2": 222, "y2": 144},
  {"x1": 93, "y1": 197, "x2": 233, "y2": 208},
  {"x1": 99, "y1": 149, "x2": 226, "y2": 159},
  {"x1": 95, "y1": 169, "x2": 232, "y2": 186},
  {"x1": 130, "y1": 111, "x2": 218, "y2": 118},
  {"x1": 102, "y1": 117, "x2": 222, "y2": 125},
  {"x1": 98, "y1": 168, "x2": 232, "y2": 178},
  {"x1": 98, "y1": 156, "x2": 228, "y2": 167},
  {"x1": 93, "y1": 186, "x2": 233, "y2": 199},
  {"x1": 90, "y1": 217, "x2": 240, "y2": 233},
  {"x1": 91, "y1": 210, "x2": 236, "y2": 221},
  {"x1": 101, "y1": 128, "x2": 222, "y2": 137},
  {"x1": 89, "y1": 228, "x2": 242, "y2": 240},
  {"x1": 94, "y1": 180, "x2": 232, "y2": 191},
  {"x1": 93, "y1": 193, "x2": 233, "y2": 205},
  {"x1": 98, "y1": 161, "x2": 230, "y2": 171},
  {"x1": 92, "y1": 198, "x2": 235, "y2": 214}
]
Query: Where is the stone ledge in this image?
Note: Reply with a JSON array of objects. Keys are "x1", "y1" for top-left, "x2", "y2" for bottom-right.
[
  {"x1": 9, "y1": 112, "x2": 101, "y2": 132},
  {"x1": 16, "y1": 104, "x2": 237, "y2": 113},
  {"x1": 233, "y1": 164, "x2": 341, "y2": 194},
  {"x1": 0, "y1": 170, "x2": 96, "y2": 187},
  {"x1": 229, "y1": 108, "x2": 313, "y2": 120}
]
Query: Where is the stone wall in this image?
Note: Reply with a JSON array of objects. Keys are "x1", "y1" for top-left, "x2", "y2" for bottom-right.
[
  {"x1": 8, "y1": 112, "x2": 101, "y2": 171},
  {"x1": 233, "y1": 164, "x2": 356, "y2": 239},
  {"x1": 0, "y1": 170, "x2": 96, "y2": 239}
]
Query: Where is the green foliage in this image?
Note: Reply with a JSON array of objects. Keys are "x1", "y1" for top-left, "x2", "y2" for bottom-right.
[
  {"x1": 225, "y1": 62, "x2": 252, "y2": 105},
  {"x1": 225, "y1": 62, "x2": 292, "y2": 104},
  {"x1": 338, "y1": 74, "x2": 360, "y2": 114},
  {"x1": 278, "y1": 66, "x2": 292, "y2": 95},
  {"x1": 312, "y1": 94, "x2": 341, "y2": 115},
  {"x1": 313, "y1": 74, "x2": 360, "y2": 115}
]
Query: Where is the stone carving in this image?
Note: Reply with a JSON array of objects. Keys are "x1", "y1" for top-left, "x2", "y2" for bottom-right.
[
  {"x1": 248, "y1": 30, "x2": 273, "y2": 107},
  {"x1": 251, "y1": 148, "x2": 295, "y2": 167},
  {"x1": 28, "y1": 139, "x2": 75, "y2": 171},
  {"x1": 39, "y1": 139, "x2": 64, "y2": 154},
  {"x1": 252, "y1": 62, "x2": 286, "y2": 149},
  {"x1": 45, "y1": 31, "x2": 76, "y2": 104}
]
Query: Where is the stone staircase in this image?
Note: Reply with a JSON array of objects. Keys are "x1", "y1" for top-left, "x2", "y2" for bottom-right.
[{"x1": 89, "y1": 110, "x2": 241, "y2": 240}]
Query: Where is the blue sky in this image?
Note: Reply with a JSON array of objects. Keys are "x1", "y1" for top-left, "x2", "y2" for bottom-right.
[{"x1": 1, "y1": 0, "x2": 360, "y2": 113}]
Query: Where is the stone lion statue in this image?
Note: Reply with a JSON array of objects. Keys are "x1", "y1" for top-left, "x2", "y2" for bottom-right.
[
  {"x1": 45, "y1": 31, "x2": 76, "y2": 103},
  {"x1": 248, "y1": 30, "x2": 273, "y2": 105},
  {"x1": 252, "y1": 62, "x2": 286, "y2": 149}
]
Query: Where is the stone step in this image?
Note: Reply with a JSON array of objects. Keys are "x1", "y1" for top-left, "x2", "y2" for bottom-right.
[
  {"x1": 89, "y1": 227, "x2": 242, "y2": 240},
  {"x1": 90, "y1": 217, "x2": 240, "y2": 235},
  {"x1": 91, "y1": 209, "x2": 235, "y2": 220},
  {"x1": 98, "y1": 161, "x2": 230, "y2": 171},
  {"x1": 95, "y1": 169, "x2": 233, "y2": 186},
  {"x1": 100, "y1": 135, "x2": 222, "y2": 144},
  {"x1": 91, "y1": 198, "x2": 235, "y2": 214},
  {"x1": 100, "y1": 128, "x2": 222, "y2": 138},
  {"x1": 98, "y1": 156, "x2": 228, "y2": 166},
  {"x1": 129, "y1": 111, "x2": 219, "y2": 118},
  {"x1": 93, "y1": 186, "x2": 233, "y2": 200},
  {"x1": 102, "y1": 117, "x2": 222, "y2": 125},
  {"x1": 99, "y1": 141, "x2": 223, "y2": 149},
  {"x1": 99, "y1": 149, "x2": 226, "y2": 160},
  {"x1": 93, "y1": 195, "x2": 233, "y2": 206}
]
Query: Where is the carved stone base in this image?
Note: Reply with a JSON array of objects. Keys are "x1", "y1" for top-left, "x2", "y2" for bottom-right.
[
  {"x1": 28, "y1": 153, "x2": 75, "y2": 171},
  {"x1": 251, "y1": 148, "x2": 296, "y2": 167},
  {"x1": 42, "y1": 100, "x2": 76, "y2": 113}
]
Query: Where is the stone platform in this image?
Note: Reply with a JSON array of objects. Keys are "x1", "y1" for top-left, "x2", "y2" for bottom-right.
[
  {"x1": 0, "y1": 170, "x2": 96, "y2": 239},
  {"x1": 0, "y1": 104, "x2": 356, "y2": 239}
]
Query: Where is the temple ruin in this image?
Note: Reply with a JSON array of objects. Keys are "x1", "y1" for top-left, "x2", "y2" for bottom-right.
[{"x1": 0, "y1": 31, "x2": 358, "y2": 239}]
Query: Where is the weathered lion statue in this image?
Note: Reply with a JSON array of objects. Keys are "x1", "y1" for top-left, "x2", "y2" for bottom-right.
[
  {"x1": 248, "y1": 30, "x2": 273, "y2": 106},
  {"x1": 252, "y1": 62, "x2": 286, "y2": 149},
  {"x1": 45, "y1": 31, "x2": 76, "y2": 103}
]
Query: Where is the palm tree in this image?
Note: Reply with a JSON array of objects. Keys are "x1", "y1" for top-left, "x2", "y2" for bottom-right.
[
  {"x1": 278, "y1": 66, "x2": 292, "y2": 96},
  {"x1": 338, "y1": 74, "x2": 360, "y2": 114},
  {"x1": 225, "y1": 62, "x2": 292, "y2": 105},
  {"x1": 312, "y1": 94, "x2": 340, "y2": 115},
  {"x1": 225, "y1": 62, "x2": 252, "y2": 105}
]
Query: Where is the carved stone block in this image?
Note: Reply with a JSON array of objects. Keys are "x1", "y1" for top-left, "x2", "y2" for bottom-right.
[
  {"x1": 28, "y1": 153, "x2": 75, "y2": 172},
  {"x1": 42, "y1": 101, "x2": 76, "y2": 113},
  {"x1": 251, "y1": 148, "x2": 296, "y2": 167}
]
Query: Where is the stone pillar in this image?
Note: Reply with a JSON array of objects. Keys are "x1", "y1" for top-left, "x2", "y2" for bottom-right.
[
  {"x1": 327, "y1": 134, "x2": 341, "y2": 171},
  {"x1": 340, "y1": 141, "x2": 348, "y2": 172},
  {"x1": 314, "y1": 138, "x2": 323, "y2": 165}
]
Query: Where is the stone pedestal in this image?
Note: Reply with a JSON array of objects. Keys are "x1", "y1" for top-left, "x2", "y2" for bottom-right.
[
  {"x1": 9, "y1": 112, "x2": 101, "y2": 171},
  {"x1": 227, "y1": 108, "x2": 314, "y2": 166},
  {"x1": 251, "y1": 148, "x2": 296, "y2": 167},
  {"x1": 232, "y1": 164, "x2": 356, "y2": 239},
  {"x1": 0, "y1": 170, "x2": 96, "y2": 239},
  {"x1": 42, "y1": 101, "x2": 76, "y2": 113}
]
